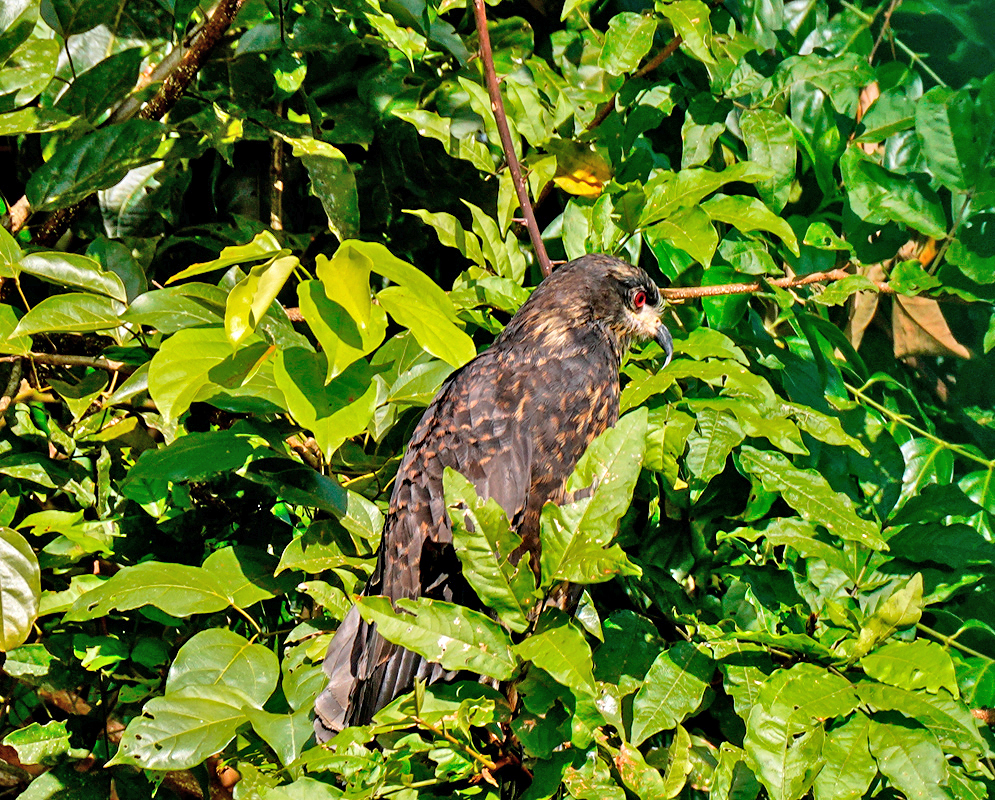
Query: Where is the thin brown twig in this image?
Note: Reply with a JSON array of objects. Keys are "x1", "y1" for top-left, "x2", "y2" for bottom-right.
[
  {"x1": 660, "y1": 267, "x2": 894, "y2": 301},
  {"x1": 587, "y1": 35, "x2": 684, "y2": 132},
  {"x1": 0, "y1": 353, "x2": 136, "y2": 373},
  {"x1": 0, "y1": 358, "x2": 23, "y2": 421},
  {"x1": 869, "y1": 0, "x2": 902, "y2": 64},
  {"x1": 471, "y1": 0, "x2": 553, "y2": 278}
]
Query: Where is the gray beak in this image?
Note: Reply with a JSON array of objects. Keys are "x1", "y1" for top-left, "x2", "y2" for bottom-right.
[{"x1": 655, "y1": 323, "x2": 673, "y2": 368}]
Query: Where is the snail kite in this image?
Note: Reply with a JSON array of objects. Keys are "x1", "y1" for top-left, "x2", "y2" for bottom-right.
[{"x1": 314, "y1": 253, "x2": 673, "y2": 739}]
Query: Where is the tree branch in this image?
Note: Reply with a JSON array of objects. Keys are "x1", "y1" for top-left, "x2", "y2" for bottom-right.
[
  {"x1": 8, "y1": 0, "x2": 245, "y2": 244},
  {"x1": 472, "y1": 0, "x2": 553, "y2": 277},
  {"x1": 0, "y1": 353, "x2": 137, "y2": 373},
  {"x1": 660, "y1": 267, "x2": 894, "y2": 301}
]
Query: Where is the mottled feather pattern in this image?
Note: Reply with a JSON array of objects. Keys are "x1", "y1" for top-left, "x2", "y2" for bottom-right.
[{"x1": 314, "y1": 254, "x2": 671, "y2": 739}]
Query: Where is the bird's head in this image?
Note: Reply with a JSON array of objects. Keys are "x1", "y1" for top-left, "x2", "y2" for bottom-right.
[{"x1": 522, "y1": 254, "x2": 673, "y2": 367}]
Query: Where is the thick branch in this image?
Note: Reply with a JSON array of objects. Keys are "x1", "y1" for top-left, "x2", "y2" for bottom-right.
[
  {"x1": 472, "y1": 0, "x2": 553, "y2": 277},
  {"x1": 9, "y1": 0, "x2": 245, "y2": 244}
]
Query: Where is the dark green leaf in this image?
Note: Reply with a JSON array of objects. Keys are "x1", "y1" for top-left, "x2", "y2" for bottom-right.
[
  {"x1": 630, "y1": 642, "x2": 713, "y2": 745},
  {"x1": 26, "y1": 120, "x2": 166, "y2": 211}
]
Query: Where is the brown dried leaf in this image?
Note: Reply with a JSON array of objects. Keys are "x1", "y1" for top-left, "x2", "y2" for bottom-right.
[
  {"x1": 892, "y1": 294, "x2": 971, "y2": 359},
  {"x1": 845, "y1": 263, "x2": 885, "y2": 350}
]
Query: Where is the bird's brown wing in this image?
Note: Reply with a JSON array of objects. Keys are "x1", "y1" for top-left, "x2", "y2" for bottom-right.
[{"x1": 314, "y1": 350, "x2": 537, "y2": 738}]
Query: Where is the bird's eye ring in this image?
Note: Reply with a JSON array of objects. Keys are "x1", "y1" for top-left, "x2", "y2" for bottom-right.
[{"x1": 632, "y1": 290, "x2": 647, "y2": 309}]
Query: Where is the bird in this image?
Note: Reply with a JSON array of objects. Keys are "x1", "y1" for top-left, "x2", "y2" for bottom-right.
[{"x1": 313, "y1": 253, "x2": 673, "y2": 740}]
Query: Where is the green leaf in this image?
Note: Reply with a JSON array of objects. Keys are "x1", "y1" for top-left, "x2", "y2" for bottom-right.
[
  {"x1": 378, "y1": 285, "x2": 476, "y2": 368},
  {"x1": 0, "y1": 304, "x2": 31, "y2": 355},
  {"x1": 0, "y1": 527, "x2": 40, "y2": 652},
  {"x1": 644, "y1": 205, "x2": 719, "y2": 266},
  {"x1": 110, "y1": 685, "x2": 248, "y2": 771},
  {"x1": 661, "y1": 724, "x2": 693, "y2": 797},
  {"x1": 65, "y1": 562, "x2": 232, "y2": 621},
  {"x1": 123, "y1": 284, "x2": 226, "y2": 331},
  {"x1": 853, "y1": 574, "x2": 924, "y2": 658},
  {"x1": 861, "y1": 640, "x2": 958, "y2": 697},
  {"x1": 914, "y1": 86, "x2": 988, "y2": 193},
  {"x1": 738, "y1": 446, "x2": 886, "y2": 550},
  {"x1": 274, "y1": 350, "x2": 378, "y2": 459},
  {"x1": 167, "y1": 628, "x2": 279, "y2": 707},
  {"x1": 812, "y1": 712, "x2": 875, "y2": 800},
  {"x1": 40, "y1": 0, "x2": 118, "y2": 37},
  {"x1": 12, "y1": 293, "x2": 125, "y2": 336},
  {"x1": 0, "y1": 1, "x2": 37, "y2": 68},
  {"x1": 638, "y1": 162, "x2": 770, "y2": 228},
  {"x1": 0, "y1": 106, "x2": 76, "y2": 136},
  {"x1": 898, "y1": 437, "x2": 955, "y2": 509},
  {"x1": 445, "y1": 468, "x2": 536, "y2": 633},
  {"x1": 242, "y1": 459, "x2": 383, "y2": 540},
  {"x1": 781, "y1": 403, "x2": 868, "y2": 455},
  {"x1": 686, "y1": 408, "x2": 744, "y2": 488},
  {"x1": 202, "y1": 546, "x2": 293, "y2": 609},
  {"x1": 298, "y1": 280, "x2": 387, "y2": 381},
  {"x1": 743, "y1": 667, "x2": 843, "y2": 800},
  {"x1": 358, "y1": 596, "x2": 517, "y2": 680},
  {"x1": 165, "y1": 232, "x2": 288, "y2": 285},
  {"x1": 19, "y1": 252, "x2": 127, "y2": 300},
  {"x1": 285, "y1": 137, "x2": 359, "y2": 240},
  {"x1": 515, "y1": 618, "x2": 596, "y2": 699},
  {"x1": 406, "y1": 209, "x2": 486, "y2": 267},
  {"x1": 540, "y1": 409, "x2": 647, "y2": 587},
  {"x1": 599, "y1": 13, "x2": 657, "y2": 75},
  {"x1": 148, "y1": 327, "x2": 276, "y2": 423},
  {"x1": 701, "y1": 194, "x2": 800, "y2": 255},
  {"x1": 740, "y1": 109, "x2": 796, "y2": 212},
  {"x1": 866, "y1": 716, "x2": 948, "y2": 800},
  {"x1": 593, "y1": 610, "x2": 662, "y2": 696},
  {"x1": 855, "y1": 680, "x2": 983, "y2": 752},
  {"x1": 394, "y1": 109, "x2": 496, "y2": 174},
  {"x1": 123, "y1": 431, "x2": 267, "y2": 503},
  {"x1": 0, "y1": 38, "x2": 60, "y2": 107},
  {"x1": 0, "y1": 720, "x2": 70, "y2": 765},
  {"x1": 226, "y1": 254, "x2": 298, "y2": 345},
  {"x1": 55, "y1": 48, "x2": 143, "y2": 123},
  {"x1": 26, "y1": 120, "x2": 166, "y2": 212},
  {"x1": 841, "y1": 147, "x2": 947, "y2": 238},
  {"x1": 246, "y1": 707, "x2": 313, "y2": 768},
  {"x1": 630, "y1": 642, "x2": 713, "y2": 745},
  {"x1": 657, "y1": 0, "x2": 715, "y2": 64},
  {"x1": 387, "y1": 360, "x2": 455, "y2": 406},
  {"x1": 276, "y1": 518, "x2": 373, "y2": 576}
]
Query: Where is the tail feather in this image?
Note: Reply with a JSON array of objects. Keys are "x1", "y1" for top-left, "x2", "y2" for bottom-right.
[{"x1": 313, "y1": 602, "x2": 451, "y2": 742}]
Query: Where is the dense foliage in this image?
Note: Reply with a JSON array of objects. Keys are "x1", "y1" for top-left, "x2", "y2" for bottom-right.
[{"x1": 1, "y1": 0, "x2": 994, "y2": 798}]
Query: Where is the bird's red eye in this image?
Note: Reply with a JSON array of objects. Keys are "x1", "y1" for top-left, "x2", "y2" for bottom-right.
[{"x1": 633, "y1": 290, "x2": 647, "y2": 309}]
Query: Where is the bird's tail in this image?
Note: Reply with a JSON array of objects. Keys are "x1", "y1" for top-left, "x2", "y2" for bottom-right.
[{"x1": 313, "y1": 596, "x2": 449, "y2": 742}]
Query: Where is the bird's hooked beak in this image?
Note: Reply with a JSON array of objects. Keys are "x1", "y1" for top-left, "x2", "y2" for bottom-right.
[{"x1": 654, "y1": 318, "x2": 673, "y2": 368}]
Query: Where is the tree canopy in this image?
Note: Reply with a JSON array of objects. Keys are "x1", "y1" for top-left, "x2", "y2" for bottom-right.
[{"x1": 0, "y1": 0, "x2": 994, "y2": 798}]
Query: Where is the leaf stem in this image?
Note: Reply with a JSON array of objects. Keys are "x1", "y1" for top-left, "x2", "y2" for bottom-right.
[
  {"x1": 232, "y1": 604, "x2": 263, "y2": 634},
  {"x1": 916, "y1": 622, "x2": 992, "y2": 661},
  {"x1": 413, "y1": 715, "x2": 498, "y2": 771},
  {"x1": 845, "y1": 381, "x2": 995, "y2": 469},
  {"x1": 839, "y1": 0, "x2": 947, "y2": 87}
]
